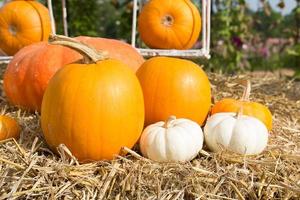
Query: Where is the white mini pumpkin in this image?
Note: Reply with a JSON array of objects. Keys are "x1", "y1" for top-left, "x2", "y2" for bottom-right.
[
  {"x1": 139, "y1": 116, "x2": 204, "y2": 162},
  {"x1": 204, "y1": 112, "x2": 268, "y2": 155}
]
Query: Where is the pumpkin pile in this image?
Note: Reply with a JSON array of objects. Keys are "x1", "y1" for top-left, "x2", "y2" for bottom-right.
[{"x1": 0, "y1": 0, "x2": 273, "y2": 164}]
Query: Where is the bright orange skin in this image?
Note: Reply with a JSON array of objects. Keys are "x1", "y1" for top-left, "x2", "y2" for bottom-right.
[
  {"x1": 138, "y1": 0, "x2": 201, "y2": 49},
  {"x1": 3, "y1": 42, "x2": 82, "y2": 111},
  {"x1": 0, "y1": 0, "x2": 51, "y2": 55},
  {"x1": 41, "y1": 59, "x2": 145, "y2": 162},
  {"x1": 211, "y1": 99, "x2": 273, "y2": 131},
  {"x1": 137, "y1": 57, "x2": 211, "y2": 126},
  {"x1": 0, "y1": 115, "x2": 20, "y2": 141},
  {"x1": 76, "y1": 36, "x2": 145, "y2": 72}
]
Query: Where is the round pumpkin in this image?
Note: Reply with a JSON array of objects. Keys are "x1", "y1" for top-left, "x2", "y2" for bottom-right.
[
  {"x1": 76, "y1": 36, "x2": 144, "y2": 72},
  {"x1": 41, "y1": 35, "x2": 144, "y2": 162},
  {"x1": 204, "y1": 112, "x2": 268, "y2": 155},
  {"x1": 140, "y1": 116, "x2": 204, "y2": 162},
  {"x1": 211, "y1": 80, "x2": 272, "y2": 130},
  {"x1": 3, "y1": 42, "x2": 82, "y2": 111},
  {"x1": 136, "y1": 56, "x2": 211, "y2": 126},
  {"x1": 138, "y1": 0, "x2": 201, "y2": 49},
  {"x1": 0, "y1": 115, "x2": 21, "y2": 141},
  {"x1": 0, "y1": 0, "x2": 51, "y2": 55}
]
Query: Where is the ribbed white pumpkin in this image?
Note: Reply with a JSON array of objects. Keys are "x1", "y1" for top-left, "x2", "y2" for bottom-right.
[
  {"x1": 139, "y1": 116, "x2": 204, "y2": 162},
  {"x1": 204, "y1": 112, "x2": 269, "y2": 155}
]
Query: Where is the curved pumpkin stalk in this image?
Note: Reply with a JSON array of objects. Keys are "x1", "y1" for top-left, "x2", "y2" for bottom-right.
[{"x1": 49, "y1": 34, "x2": 109, "y2": 63}]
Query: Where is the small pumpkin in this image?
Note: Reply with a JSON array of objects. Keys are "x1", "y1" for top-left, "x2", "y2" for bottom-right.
[
  {"x1": 136, "y1": 56, "x2": 211, "y2": 126},
  {"x1": 211, "y1": 80, "x2": 272, "y2": 130},
  {"x1": 0, "y1": 0, "x2": 51, "y2": 55},
  {"x1": 3, "y1": 42, "x2": 82, "y2": 111},
  {"x1": 138, "y1": 0, "x2": 201, "y2": 49},
  {"x1": 76, "y1": 36, "x2": 144, "y2": 72},
  {"x1": 140, "y1": 116, "x2": 203, "y2": 162},
  {"x1": 41, "y1": 35, "x2": 144, "y2": 162},
  {"x1": 0, "y1": 115, "x2": 20, "y2": 141},
  {"x1": 204, "y1": 112, "x2": 268, "y2": 155}
]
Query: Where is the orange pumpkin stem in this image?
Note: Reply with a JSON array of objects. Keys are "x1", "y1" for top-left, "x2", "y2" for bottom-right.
[
  {"x1": 241, "y1": 80, "x2": 251, "y2": 101},
  {"x1": 49, "y1": 34, "x2": 108, "y2": 64},
  {"x1": 164, "y1": 116, "x2": 176, "y2": 129}
]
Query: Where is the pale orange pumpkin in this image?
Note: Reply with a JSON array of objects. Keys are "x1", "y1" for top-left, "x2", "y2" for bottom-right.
[
  {"x1": 211, "y1": 80, "x2": 272, "y2": 131},
  {"x1": 0, "y1": 0, "x2": 51, "y2": 55},
  {"x1": 0, "y1": 115, "x2": 20, "y2": 141},
  {"x1": 136, "y1": 57, "x2": 211, "y2": 126},
  {"x1": 138, "y1": 0, "x2": 201, "y2": 49},
  {"x1": 41, "y1": 35, "x2": 144, "y2": 162},
  {"x1": 76, "y1": 36, "x2": 144, "y2": 72},
  {"x1": 3, "y1": 42, "x2": 82, "y2": 111}
]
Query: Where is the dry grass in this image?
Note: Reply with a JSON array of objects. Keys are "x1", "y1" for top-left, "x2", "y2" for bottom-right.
[{"x1": 0, "y1": 64, "x2": 299, "y2": 199}]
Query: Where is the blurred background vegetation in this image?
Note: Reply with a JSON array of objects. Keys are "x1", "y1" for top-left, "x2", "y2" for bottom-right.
[{"x1": 1, "y1": 0, "x2": 299, "y2": 73}]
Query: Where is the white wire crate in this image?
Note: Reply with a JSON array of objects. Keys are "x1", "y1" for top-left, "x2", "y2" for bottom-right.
[
  {"x1": 0, "y1": 0, "x2": 211, "y2": 63},
  {"x1": 131, "y1": 0, "x2": 211, "y2": 59}
]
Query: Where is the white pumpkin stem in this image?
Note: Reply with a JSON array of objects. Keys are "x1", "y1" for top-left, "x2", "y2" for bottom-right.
[
  {"x1": 240, "y1": 80, "x2": 251, "y2": 101},
  {"x1": 49, "y1": 34, "x2": 109, "y2": 63},
  {"x1": 235, "y1": 108, "x2": 244, "y2": 119},
  {"x1": 164, "y1": 116, "x2": 176, "y2": 129}
]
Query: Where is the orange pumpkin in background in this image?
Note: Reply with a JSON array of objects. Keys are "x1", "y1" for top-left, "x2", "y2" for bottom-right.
[
  {"x1": 211, "y1": 80, "x2": 273, "y2": 131},
  {"x1": 138, "y1": 0, "x2": 201, "y2": 50},
  {"x1": 0, "y1": 115, "x2": 20, "y2": 141},
  {"x1": 76, "y1": 36, "x2": 145, "y2": 72},
  {"x1": 137, "y1": 57, "x2": 211, "y2": 126},
  {"x1": 3, "y1": 42, "x2": 82, "y2": 111},
  {"x1": 0, "y1": 0, "x2": 51, "y2": 55},
  {"x1": 41, "y1": 35, "x2": 144, "y2": 162}
]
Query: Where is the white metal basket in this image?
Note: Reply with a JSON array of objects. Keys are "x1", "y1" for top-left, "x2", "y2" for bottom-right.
[
  {"x1": 131, "y1": 0, "x2": 211, "y2": 59},
  {"x1": 0, "y1": 0, "x2": 211, "y2": 63}
]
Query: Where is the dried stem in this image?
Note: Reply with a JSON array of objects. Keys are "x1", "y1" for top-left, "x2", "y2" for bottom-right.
[
  {"x1": 240, "y1": 80, "x2": 251, "y2": 101},
  {"x1": 163, "y1": 116, "x2": 176, "y2": 129},
  {"x1": 235, "y1": 107, "x2": 244, "y2": 119},
  {"x1": 49, "y1": 34, "x2": 108, "y2": 64}
]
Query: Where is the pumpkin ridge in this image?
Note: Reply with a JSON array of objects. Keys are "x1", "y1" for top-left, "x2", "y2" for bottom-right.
[
  {"x1": 10, "y1": 47, "x2": 37, "y2": 107},
  {"x1": 2, "y1": 120, "x2": 9, "y2": 140},
  {"x1": 170, "y1": 26, "x2": 186, "y2": 48},
  {"x1": 182, "y1": 0, "x2": 199, "y2": 49},
  {"x1": 211, "y1": 115, "x2": 234, "y2": 148},
  {"x1": 151, "y1": 63, "x2": 163, "y2": 125},
  {"x1": 46, "y1": 66, "x2": 74, "y2": 151},
  {"x1": 26, "y1": 1, "x2": 48, "y2": 41},
  {"x1": 70, "y1": 68, "x2": 88, "y2": 160}
]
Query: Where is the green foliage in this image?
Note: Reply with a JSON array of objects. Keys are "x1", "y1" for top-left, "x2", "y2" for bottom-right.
[
  {"x1": 207, "y1": 0, "x2": 251, "y2": 73},
  {"x1": 253, "y1": 7, "x2": 284, "y2": 39},
  {"x1": 48, "y1": 0, "x2": 133, "y2": 41}
]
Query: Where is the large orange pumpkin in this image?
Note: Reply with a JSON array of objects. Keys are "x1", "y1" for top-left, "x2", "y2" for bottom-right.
[
  {"x1": 0, "y1": 0, "x2": 51, "y2": 55},
  {"x1": 211, "y1": 80, "x2": 272, "y2": 131},
  {"x1": 41, "y1": 35, "x2": 144, "y2": 162},
  {"x1": 0, "y1": 115, "x2": 20, "y2": 141},
  {"x1": 138, "y1": 0, "x2": 201, "y2": 49},
  {"x1": 136, "y1": 57, "x2": 211, "y2": 126},
  {"x1": 76, "y1": 36, "x2": 144, "y2": 72},
  {"x1": 3, "y1": 42, "x2": 82, "y2": 111}
]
